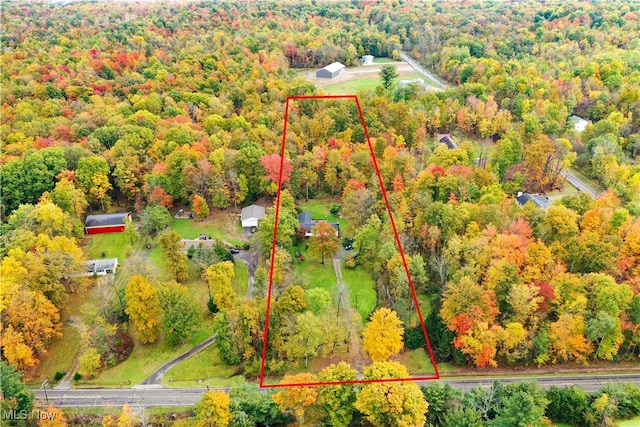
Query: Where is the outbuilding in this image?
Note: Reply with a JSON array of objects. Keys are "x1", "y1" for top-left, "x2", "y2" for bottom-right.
[
  {"x1": 84, "y1": 212, "x2": 132, "y2": 235},
  {"x1": 241, "y1": 204, "x2": 266, "y2": 229},
  {"x1": 82, "y1": 258, "x2": 118, "y2": 276},
  {"x1": 316, "y1": 62, "x2": 346, "y2": 78}
]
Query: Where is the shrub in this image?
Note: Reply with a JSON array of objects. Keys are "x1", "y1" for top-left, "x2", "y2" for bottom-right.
[
  {"x1": 330, "y1": 203, "x2": 341, "y2": 215},
  {"x1": 53, "y1": 371, "x2": 66, "y2": 382},
  {"x1": 73, "y1": 372, "x2": 82, "y2": 381},
  {"x1": 345, "y1": 257, "x2": 356, "y2": 269}
]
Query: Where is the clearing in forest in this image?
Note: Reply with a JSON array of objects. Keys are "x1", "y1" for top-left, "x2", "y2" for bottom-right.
[{"x1": 260, "y1": 95, "x2": 439, "y2": 388}]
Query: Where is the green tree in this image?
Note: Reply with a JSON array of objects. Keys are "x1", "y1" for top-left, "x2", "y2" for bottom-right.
[
  {"x1": 139, "y1": 205, "x2": 171, "y2": 237},
  {"x1": 307, "y1": 220, "x2": 340, "y2": 264},
  {"x1": 380, "y1": 64, "x2": 399, "y2": 89},
  {"x1": 158, "y1": 230, "x2": 189, "y2": 282},
  {"x1": 158, "y1": 282, "x2": 200, "y2": 346},
  {"x1": 0, "y1": 361, "x2": 34, "y2": 415},
  {"x1": 489, "y1": 381, "x2": 549, "y2": 427},
  {"x1": 441, "y1": 406, "x2": 484, "y2": 427},
  {"x1": 545, "y1": 386, "x2": 589, "y2": 426},
  {"x1": 125, "y1": 276, "x2": 161, "y2": 344},
  {"x1": 421, "y1": 382, "x2": 463, "y2": 426}
]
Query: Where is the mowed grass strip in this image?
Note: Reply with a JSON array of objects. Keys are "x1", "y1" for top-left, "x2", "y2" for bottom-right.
[
  {"x1": 169, "y1": 216, "x2": 245, "y2": 247},
  {"x1": 341, "y1": 264, "x2": 377, "y2": 321},
  {"x1": 163, "y1": 345, "x2": 241, "y2": 387},
  {"x1": 232, "y1": 261, "x2": 249, "y2": 297},
  {"x1": 27, "y1": 323, "x2": 80, "y2": 386},
  {"x1": 83, "y1": 232, "x2": 130, "y2": 261}
]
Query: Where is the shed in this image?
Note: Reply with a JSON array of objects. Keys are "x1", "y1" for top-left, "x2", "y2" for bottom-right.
[
  {"x1": 241, "y1": 204, "x2": 266, "y2": 229},
  {"x1": 360, "y1": 55, "x2": 374, "y2": 65},
  {"x1": 438, "y1": 134, "x2": 458, "y2": 149},
  {"x1": 568, "y1": 115, "x2": 591, "y2": 133},
  {"x1": 516, "y1": 192, "x2": 550, "y2": 209},
  {"x1": 316, "y1": 62, "x2": 346, "y2": 78},
  {"x1": 82, "y1": 258, "x2": 118, "y2": 276},
  {"x1": 84, "y1": 212, "x2": 131, "y2": 235},
  {"x1": 298, "y1": 212, "x2": 339, "y2": 237}
]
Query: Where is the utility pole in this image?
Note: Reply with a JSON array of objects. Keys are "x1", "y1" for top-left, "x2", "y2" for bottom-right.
[{"x1": 41, "y1": 379, "x2": 49, "y2": 406}]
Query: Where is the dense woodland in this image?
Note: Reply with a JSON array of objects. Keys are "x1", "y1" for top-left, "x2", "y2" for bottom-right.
[{"x1": 1, "y1": 1, "x2": 640, "y2": 425}]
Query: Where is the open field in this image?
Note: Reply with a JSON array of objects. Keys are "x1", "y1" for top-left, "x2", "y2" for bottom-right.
[
  {"x1": 299, "y1": 61, "x2": 438, "y2": 95},
  {"x1": 169, "y1": 213, "x2": 245, "y2": 247},
  {"x1": 27, "y1": 323, "x2": 80, "y2": 386}
]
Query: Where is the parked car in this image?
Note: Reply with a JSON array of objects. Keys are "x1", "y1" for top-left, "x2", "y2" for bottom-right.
[
  {"x1": 198, "y1": 234, "x2": 211, "y2": 240},
  {"x1": 230, "y1": 248, "x2": 240, "y2": 254},
  {"x1": 344, "y1": 244, "x2": 353, "y2": 251}
]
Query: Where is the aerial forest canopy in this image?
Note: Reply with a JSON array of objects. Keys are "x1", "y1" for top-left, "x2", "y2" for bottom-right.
[{"x1": 1, "y1": 0, "x2": 639, "y2": 387}]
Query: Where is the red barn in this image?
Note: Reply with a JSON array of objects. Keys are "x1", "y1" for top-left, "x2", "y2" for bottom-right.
[{"x1": 84, "y1": 212, "x2": 132, "y2": 235}]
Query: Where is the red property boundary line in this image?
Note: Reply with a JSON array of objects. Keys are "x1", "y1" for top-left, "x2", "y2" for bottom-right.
[{"x1": 259, "y1": 95, "x2": 440, "y2": 388}]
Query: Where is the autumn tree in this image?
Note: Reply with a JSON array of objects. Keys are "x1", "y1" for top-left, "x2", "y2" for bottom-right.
[
  {"x1": 272, "y1": 373, "x2": 323, "y2": 426},
  {"x1": 355, "y1": 361, "x2": 428, "y2": 427},
  {"x1": 307, "y1": 220, "x2": 340, "y2": 264},
  {"x1": 125, "y1": 276, "x2": 161, "y2": 344},
  {"x1": 197, "y1": 390, "x2": 232, "y2": 427},
  {"x1": 158, "y1": 230, "x2": 189, "y2": 282},
  {"x1": 192, "y1": 194, "x2": 210, "y2": 221},
  {"x1": 206, "y1": 261, "x2": 236, "y2": 311},
  {"x1": 317, "y1": 362, "x2": 358, "y2": 427},
  {"x1": 362, "y1": 308, "x2": 404, "y2": 362}
]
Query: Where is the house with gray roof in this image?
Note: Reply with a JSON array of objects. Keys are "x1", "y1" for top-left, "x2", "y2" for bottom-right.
[
  {"x1": 298, "y1": 212, "x2": 339, "y2": 237},
  {"x1": 82, "y1": 258, "x2": 118, "y2": 276},
  {"x1": 516, "y1": 192, "x2": 551, "y2": 209}
]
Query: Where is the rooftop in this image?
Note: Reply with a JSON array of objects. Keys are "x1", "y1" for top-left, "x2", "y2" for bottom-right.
[{"x1": 85, "y1": 212, "x2": 131, "y2": 227}]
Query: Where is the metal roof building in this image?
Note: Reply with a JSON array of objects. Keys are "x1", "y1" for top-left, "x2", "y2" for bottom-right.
[
  {"x1": 316, "y1": 62, "x2": 346, "y2": 78},
  {"x1": 241, "y1": 204, "x2": 266, "y2": 228},
  {"x1": 84, "y1": 212, "x2": 131, "y2": 234}
]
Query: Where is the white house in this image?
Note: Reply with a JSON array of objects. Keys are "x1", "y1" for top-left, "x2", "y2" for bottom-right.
[
  {"x1": 569, "y1": 115, "x2": 591, "y2": 133},
  {"x1": 82, "y1": 258, "x2": 118, "y2": 276},
  {"x1": 241, "y1": 204, "x2": 266, "y2": 229}
]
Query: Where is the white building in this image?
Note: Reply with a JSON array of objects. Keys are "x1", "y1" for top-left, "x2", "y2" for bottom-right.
[{"x1": 241, "y1": 204, "x2": 266, "y2": 229}]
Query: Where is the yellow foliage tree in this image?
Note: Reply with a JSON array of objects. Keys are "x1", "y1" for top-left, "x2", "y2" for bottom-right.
[
  {"x1": 362, "y1": 308, "x2": 404, "y2": 362},
  {"x1": 38, "y1": 406, "x2": 68, "y2": 427},
  {"x1": 196, "y1": 390, "x2": 232, "y2": 427},
  {"x1": 272, "y1": 373, "x2": 322, "y2": 426},
  {"x1": 124, "y1": 276, "x2": 161, "y2": 344},
  {"x1": 355, "y1": 361, "x2": 428, "y2": 427},
  {"x1": 206, "y1": 261, "x2": 236, "y2": 311},
  {"x1": 1, "y1": 325, "x2": 37, "y2": 371}
]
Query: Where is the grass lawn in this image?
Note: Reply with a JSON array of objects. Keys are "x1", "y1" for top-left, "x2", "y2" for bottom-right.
[
  {"x1": 27, "y1": 323, "x2": 80, "y2": 386},
  {"x1": 170, "y1": 216, "x2": 245, "y2": 247},
  {"x1": 298, "y1": 198, "x2": 348, "y2": 234},
  {"x1": 79, "y1": 323, "x2": 214, "y2": 387},
  {"x1": 295, "y1": 256, "x2": 337, "y2": 293},
  {"x1": 373, "y1": 57, "x2": 393, "y2": 63},
  {"x1": 324, "y1": 78, "x2": 381, "y2": 94},
  {"x1": 617, "y1": 417, "x2": 640, "y2": 426},
  {"x1": 232, "y1": 261, "x2": 249, "y2": 297},
  {"x1": 163, "y1": 345, "x2": 241, "y2": 387},
  {"x1": 82, "y1": 232, "x2": 131, "y2": 261},
  {"x1": 341, "y1": 264, "x2": 377, "y2": 321},
  {"x1": 396, "y1": 348, "x2": 436, "y2": 375}
]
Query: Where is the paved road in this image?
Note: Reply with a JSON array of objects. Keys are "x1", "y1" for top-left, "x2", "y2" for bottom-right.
[
  {"x1": 399, "y1": 51, "x2": 446, "y2": 90},
  {"x1": 561, "y1": 169, "x2": 599, "y2": 198},
  {"x1": 34, "y1": 374, "x2": 640, "y2": 407},
  {"x1": 138, "y1": 335, "x2": 216, "y2": 386}
]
